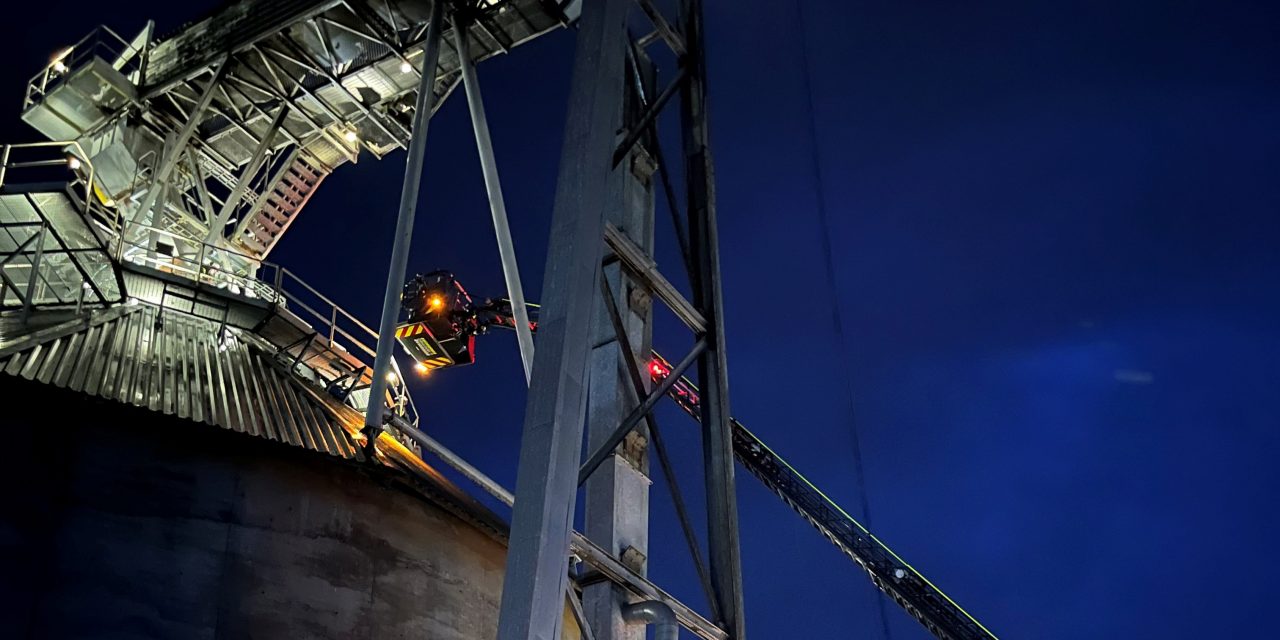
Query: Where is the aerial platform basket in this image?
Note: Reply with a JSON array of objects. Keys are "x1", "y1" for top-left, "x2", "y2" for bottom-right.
[{"x1": 396, "y1": 270, "x2": 478, "y2": 371}]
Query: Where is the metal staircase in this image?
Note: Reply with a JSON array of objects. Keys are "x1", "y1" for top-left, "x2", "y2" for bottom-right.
[
  {"x1": 0, "y1": 141, "x2": 418, "y2": 432},
  {"x1": 14, "y1": 0, "x2": 570, "y2": 280},
  {"x1": 235, "y1": 151, "x2": 329, "y2": 259}
]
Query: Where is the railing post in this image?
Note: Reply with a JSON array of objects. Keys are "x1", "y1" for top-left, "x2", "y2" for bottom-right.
[
  {"x1": 329, "y1": 306, "x2": 338, "y2": 347},
  {"x1": 20, "y1": 224, "x2": 47, "y2": 325},
  {"x1": 196, "y1": 242, "x2": 207, "y2": 284},
  {"x1": 84, "y1": 147, "x2": 98, "y2": 227},
  {"x1": 0, "y1": 145, "x2": 11, "y2": 187}
]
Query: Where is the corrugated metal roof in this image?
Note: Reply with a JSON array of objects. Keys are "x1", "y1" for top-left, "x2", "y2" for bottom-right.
[{"x1": 0, "y1": 303, "x2": 367, "y2": 462}]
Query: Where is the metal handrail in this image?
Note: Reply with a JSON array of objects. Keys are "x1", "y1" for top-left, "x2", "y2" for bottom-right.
[
  {"x1": 109, "y1": 219, "x2": 387, "y2": 359},
  {"x1": 23, "y1": 25, "x2": 145, "y2": 110},
  {"x1": 279, "y1": 267, "x2": 380, "y2": 337},
  {"x1": 113, "y1": 220, "x2": 414, "y2": 418},
  {"x1": 116, "y1": 223, "x2": 281, "y2": 300},
  {"x1": 0, "y1": 141, "x2": 119, "y2": 250},
  {"x1": 0, "y1": 141, "x2": 96, "y2": 197},
  {"x1": 0, "y1": 139, "x2": 416, "y2": 425}
]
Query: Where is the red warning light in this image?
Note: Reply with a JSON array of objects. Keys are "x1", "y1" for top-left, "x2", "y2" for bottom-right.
[{"x1": 649, "y1": 361, "x2": 667, "y2": 377}]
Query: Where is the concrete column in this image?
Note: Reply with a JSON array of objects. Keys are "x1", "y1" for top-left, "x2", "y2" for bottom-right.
[{"x1": 582, "y1": 46, "x2": 658, "y2": 640}]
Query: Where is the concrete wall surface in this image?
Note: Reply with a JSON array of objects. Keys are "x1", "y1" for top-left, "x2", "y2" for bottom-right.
[{"x1": 0, "y1": 376, "x2": 558, "y2": 640}]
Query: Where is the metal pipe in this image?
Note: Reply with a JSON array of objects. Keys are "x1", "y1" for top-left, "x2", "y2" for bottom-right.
[
  {"x1": 388, "y1": 414, "x2": 514, "y2": 506},
  {"x1": 362, "y1": 0, "x2": 445, "y2": 437},
  {"x1": 453, "y1": 18, "x2": 536, "y2": 383},
  {"x1": 622, "y1": 600, "x2": 678, "y2": 640}
]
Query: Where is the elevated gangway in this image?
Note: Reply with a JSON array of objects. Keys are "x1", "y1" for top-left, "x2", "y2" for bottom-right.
[
  {"x1": 0, "y1": 141, "x2": 418, "y2": 429},
  {"x1": 20, "y1": 1, "x2": 575, "y2": 279}
]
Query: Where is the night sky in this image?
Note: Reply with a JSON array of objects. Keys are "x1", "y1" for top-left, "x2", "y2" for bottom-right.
[{"x1": 5, "y1": 1, "x2": 1279, "y2": 638}]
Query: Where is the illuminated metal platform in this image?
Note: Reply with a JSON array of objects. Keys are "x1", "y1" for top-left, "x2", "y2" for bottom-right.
[
  {"x1": 20, "y1": 0, "x2": 573, "y2": 276},
  {"x1": 0, "y1": 142, "x2": 418, "y2": 429}
]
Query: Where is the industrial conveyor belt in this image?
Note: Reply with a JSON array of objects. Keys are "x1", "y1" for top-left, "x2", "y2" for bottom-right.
[{"x1": 651, "y1": 354, "x2": 999, "y2": 640}]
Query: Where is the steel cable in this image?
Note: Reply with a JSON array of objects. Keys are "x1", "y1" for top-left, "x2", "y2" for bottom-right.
[{"x1": 791, "y1": 2, "x2": 893, "y2": 638}]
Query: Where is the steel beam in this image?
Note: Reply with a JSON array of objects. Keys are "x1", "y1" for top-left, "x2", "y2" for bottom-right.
[
  {"x1": 598, "y1": 272, "x2": 719, "y2": 621},
  {"x1": 567, "y1": 586, "x2": 599, "y2": 640},
  {"x1": 679, "y1": 0, "x2": 746, "y2": 635},
  {"x1": 611, "y1": 67, "x2": 686, "y2": 167},
  {"x1": 223, "y1": 67, "x2": 351, "y2": 155},
  {"x1": 383, "y1": 413, "x2": 726, "y2": 640},
  {"x1": 276, "y1": 33, "x2": 411, "y2": 146},
  {"x1": 454, "y1": 19, "x2": 536, "y2": 383},
  {"x1": 130, "y1": 59, "x2": 229, "y2": 228},
  {"x1": 570, "y1": 534, "x2": 728, "y2": 640},
  {"x1": 495, "y1": 0, "x2": 630, "y2": 636},
  {"x1": 360, "y1": 0, "x2": 445, "y2": 437},
  {"x1": 186, "y1": 154, "x2": 217, "y2": 222},
  {"x1": 578, "y1": 338, "x2": 705, "y2": 485},
  {"x1": 635, "y1": 0, "x2": 686, "y2": 56},
  {"x1": 18, "y1": 225, "x2": 46, "y2": 325},
  {"x1": 603, "y1": 222, "x2": 704, "y2": 332},
  {"x1": 623, "y1": 38, "x2": 695, "y2": 281},
  {"x1": 204, "y1": 106, "x2": 288, "y2": 243}
]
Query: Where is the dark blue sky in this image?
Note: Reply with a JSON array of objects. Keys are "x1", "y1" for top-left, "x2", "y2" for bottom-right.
[{"x1": 6, "y1": 1, "x2": 1279, "y2": 637}]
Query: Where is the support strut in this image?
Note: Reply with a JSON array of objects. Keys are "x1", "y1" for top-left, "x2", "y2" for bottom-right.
[
  {"x1": 496, "y1": 0, "x2": 630, "y2": 637},
  {"x1": 454, "y1": 15, "x2": 536, "y2": 383},
  {"x1": 361, "y1": 0, "x2": 445, "y2": 440}
]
